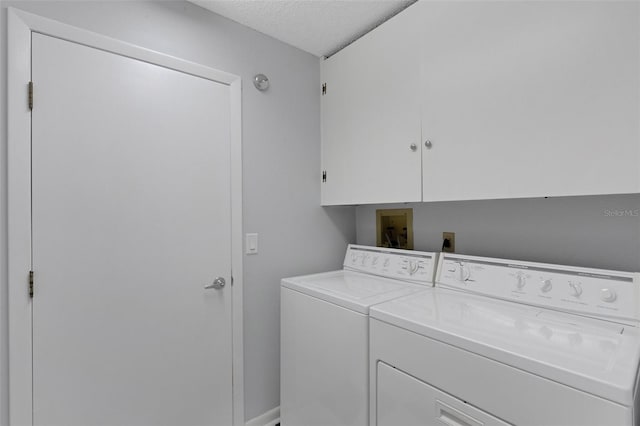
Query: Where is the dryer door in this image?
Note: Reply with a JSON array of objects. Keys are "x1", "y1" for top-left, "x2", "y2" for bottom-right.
[{"x1": 377, "y1": 362, "x2": 510, "y2": 426}]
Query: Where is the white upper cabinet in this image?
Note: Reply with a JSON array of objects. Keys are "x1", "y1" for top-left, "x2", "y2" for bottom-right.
[
  {"x1": 321, "y1": 7, "x2": 422, "y2": 205},
  {"x1": 321, "y1": 1, "x2": 640, "y2": 205},
  {"x1": 420, "y1": 1, "x2": 639, "y2": 201}
]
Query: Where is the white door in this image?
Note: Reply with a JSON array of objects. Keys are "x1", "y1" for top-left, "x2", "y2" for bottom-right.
[{"x1": 31, "y1": 33, "x2": 233, "y2": 425}]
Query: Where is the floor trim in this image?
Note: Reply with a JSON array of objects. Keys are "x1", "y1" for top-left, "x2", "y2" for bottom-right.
[{"x1": 246, "y1": 406, "x2": 280, "y2": 426}]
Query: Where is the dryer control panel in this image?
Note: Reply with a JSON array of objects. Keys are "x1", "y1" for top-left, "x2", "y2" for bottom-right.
[
  {"x1": 437, "y1": 254, "x2": 640, "y2": 323},
  {"x1": 344, "y1": 245, "x2": 436, "y2": 286}
]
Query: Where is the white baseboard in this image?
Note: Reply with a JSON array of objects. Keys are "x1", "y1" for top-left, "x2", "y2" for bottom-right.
[{"x1": 245, "y1": 406, "x2": 280, "y2": 426}]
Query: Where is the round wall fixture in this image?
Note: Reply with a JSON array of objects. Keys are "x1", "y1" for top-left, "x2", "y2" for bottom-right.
[{"x1": 253, "y1": 74, "x2": 270, "y2": 91}]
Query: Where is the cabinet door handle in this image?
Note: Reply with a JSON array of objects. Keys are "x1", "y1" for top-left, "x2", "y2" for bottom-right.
[
  {"x1": 424, "y1": 140, "x2": 433, "y2": 149},
  {"x1": 410, "y1": 143, "x2": 418, "y2": 152}
]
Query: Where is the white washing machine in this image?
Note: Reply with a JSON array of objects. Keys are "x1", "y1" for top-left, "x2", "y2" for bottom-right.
[
  {"x1": 370, "y1": 253, "x2": 640, "y2": 426},
  {"x1": 280, "y1": 244, "x2": 437, "y2": 426}
]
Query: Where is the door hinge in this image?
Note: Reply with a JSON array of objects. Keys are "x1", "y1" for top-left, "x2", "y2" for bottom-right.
[
  {"x1": 322, "y1": 170, "x2": 327, "y2": 183},
  {"x1": 322, "y1": 83, "x2": 326, "y2": 96},
  {"x1": 29, "y1": 270, "x2": 34, "y2": 298},
  {"x1": 28, "y1": 81, "x2": 33, "y2": 110}
]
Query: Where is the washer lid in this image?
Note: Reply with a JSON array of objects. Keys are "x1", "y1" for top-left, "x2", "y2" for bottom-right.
[
  {"x1": 281, "y1": 270, "x2": 426, "y2": 314},
  {"x1": 370, "y1": 289, "x2": 640, "y2": 405}
]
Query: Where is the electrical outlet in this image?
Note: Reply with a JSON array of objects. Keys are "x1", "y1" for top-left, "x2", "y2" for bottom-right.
[{"x1": 442, "y1": 232, "x2": 455, "y2": 253}]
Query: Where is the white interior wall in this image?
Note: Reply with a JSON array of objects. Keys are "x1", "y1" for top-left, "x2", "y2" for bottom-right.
[
  {"x1": 2, "y1": 3, "x2": 638, "y2": 425},
  {"x1": 0, "y1": 2, "x2": 356, "y2": 424},
  {"x1": 357, "y1": 194, "x2": 640, "y2": 272}
]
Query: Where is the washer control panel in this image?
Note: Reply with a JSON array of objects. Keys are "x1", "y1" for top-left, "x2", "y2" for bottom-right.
[
  {"x1": 343, "y1": 245, "x2": 436, "y2": 285},
  {"x1": 437, "y1": 254, "x2": 640, "y2": 322}
]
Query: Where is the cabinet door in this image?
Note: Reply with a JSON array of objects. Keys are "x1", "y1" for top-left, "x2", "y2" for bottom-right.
[
  {"x1": 321, "y1": 7, "x2": 421, "y2": 205},
  {"x1": 420, "y1": 1, "x2": 640, "y2": 201}
]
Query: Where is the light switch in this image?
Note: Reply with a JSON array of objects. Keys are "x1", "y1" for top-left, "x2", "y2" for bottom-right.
[{"x1": 246, "y1": 233, "x2": 258, "y2": 255}]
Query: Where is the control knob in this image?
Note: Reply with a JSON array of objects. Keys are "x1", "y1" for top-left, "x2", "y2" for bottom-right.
[
  {"x1": 457, "y1": 263, "x2": 470, "y2": 282},
  {"x1": 515, "y1": 273, "x2": 526, "y2": 290},
  {"x1": 568, "y1": 281, "x2": 583, "y2": 298},
  {"x1": 540, "y1": 279, "x2": 553, "y2": 293},
  {"x1": 600, "y1": 288, "x2": 617, "y2": 303},
  {"x1": 407, "y1": 260, "x2": 419, "y2": 276}
]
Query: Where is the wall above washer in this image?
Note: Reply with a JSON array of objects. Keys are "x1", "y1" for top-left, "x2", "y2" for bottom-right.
[{"x1": 356, "y1": 194, "x2": 640, "y2": 272}]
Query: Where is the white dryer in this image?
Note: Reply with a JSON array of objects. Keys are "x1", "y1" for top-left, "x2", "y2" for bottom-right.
[
  {"x1": 370, "y1": 253, "x2": 640, "y2": 426},
  {"x1": 280, "y1": 245, "x2": 436, "y2": 426}
]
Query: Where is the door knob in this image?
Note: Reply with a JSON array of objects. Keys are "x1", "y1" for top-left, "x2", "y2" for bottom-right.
[
  {"x1": 410, "y1": 143, "x2": 417, "y2": 152},
  {"x1": 205, "y1": 277, "x2": 226, "y2": 290},
  {"x1": 424, "y1": 140, "x2": 433, "y2": 149}
]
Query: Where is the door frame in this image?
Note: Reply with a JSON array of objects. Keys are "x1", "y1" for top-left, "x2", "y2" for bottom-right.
[{"x1": 7, "y1": 7, "x2": 245, "y2": 425}]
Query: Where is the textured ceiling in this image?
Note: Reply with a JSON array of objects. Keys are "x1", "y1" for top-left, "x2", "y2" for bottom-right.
[{"x1": 190, "y1": 0, "x2": 415, "y2": 58}]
